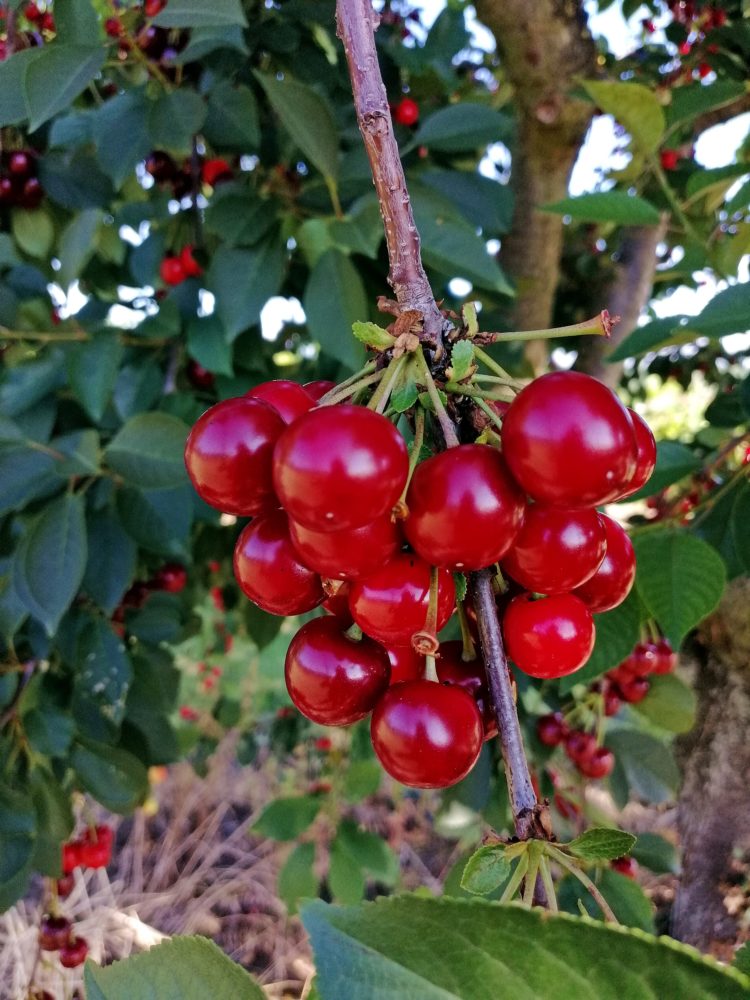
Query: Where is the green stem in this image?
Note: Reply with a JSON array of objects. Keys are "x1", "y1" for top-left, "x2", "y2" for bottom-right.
[
  {"x1": 648, "y1": 157, "x2": 702, "y2": 245},
  {"x1": 499, "y1": 852, "x2": 529, "y2": 905},
  {"x1": 414, "y1": 348, "x2": 460, "y2": 448},
  {"x1": 0, "y1": 326, "x2": 88, "y2": 343},
  {"x1": 369, "y1": 353, "x2": 408, "y2": 414},
  {"x1": 522, "y1": 843, "x2": 542, "y2": 907},
  {"x1": 445, "y1": 382, "x2": 514, "y2": 404},
  {"x1": 547, "y1": 846, "x2": 619, "y2": 924},
  {"x1": 325, "y1": 175, "x2": 344, "y2": 220},
  {"x1": 483, "y1": 311, "x2": 616, "y2": 344},
  {"x1": 539, "y1": 856, "x2": 558, "y2": 914},
  {"x1": 319, "y1": 360, "x2": 377, "y2": 401},
  {"x1": 473, "y1": 345, "x2": 515, "y2": 379},
  {"x1": 398, "y1": 407, "x2": 425, "y2": 505},
  {"x1": 320, "y1": 369, "x2": 384, "y2": 406},
  {"x1": 456, "y1": 600, "x2": 477, "y2": 661},
  {"x1": 473, "y1": 395, "x2": 507, "y2": 435}
]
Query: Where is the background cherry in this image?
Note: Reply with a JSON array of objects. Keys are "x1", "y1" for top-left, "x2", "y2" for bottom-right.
[
  {"x1": 564, "y1": 729, "x2": 597, "y2": 766},
  {"x1": 393, "y1": 97, "x2": 419, "y2": 126},
  {"x1": 39, "y1": 915, "x2": 71, "y2": 951},
  {"x1": 303, "y1": 379, "x2": 335, "y2": 401},
  {"x1": 59, "y1": 937, "x2": 88, "y2": 969},
  {"x1": 578, "y1": 746, "x2": 615, "y2": 778},
  {"x1": 435, "y1": 640, "x2": 497, "y2": 738},
  {"x1": 153, "y1": 563, "x2": 188, "y2": 593},
  {"x1": 536, "y1": 712, "x2": 568, "y2": 747},
  {"x1": 289, "y1": 514, "x2": 402, "y2": 581},
  {"x1": 572, "y1": 514, "x2": 636, "y2": 613},
  {"x1": 503, "y1": 593, "x2": 595, "y2": 679},
  {"x1": 247, "y1": 379, "x2": 315, "y2": 425},
  {"x1": 321, "y1": 583, "x2": 353, "y2": 625},
  {"x1": 617, "y1": 408, "x2": 657, "y2": 498}
]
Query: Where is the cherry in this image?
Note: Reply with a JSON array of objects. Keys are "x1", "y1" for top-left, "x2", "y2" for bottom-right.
[
  {"x1": 78, "y1": 825, "x2": 113, "y2": 868},
  {"x1": 234, "y1": 512, "x2": 323, "y2": 616},
  {"x1": 501, "y1": 371, "x2": 637, "y2": 507},
  {"x1": 62, "y1": 841, "x2": 81, "y2": 875},
  {"x1": 24, "y1": 2, "x2": 41, "y2": 22},
  {"x1": 303, "y1": 379, "x2": 336, "y2": 402},
  {"x1": 393, "y1": 97, "x2": 419, "y2": 127},
  {"x1": 56, "y1": 874, "x2": 75, "y2": 898},
  {"x1": 404, "y1": 444, "x2": 525, "y2": 571},
  {"x1": 503, "y1": 593, "x2": 594, "y2": 680},
  {"x1": 145, "y1": 150, "x2": 177, "y2": 183},
  {"x1": 435, "y1": 640, "x2": 497, "y2": 738},
  {"x1": 184, "y1": 396, "x2": 285, "y2": 516},
  {"x1": 105, "y1": 16, "x2": 122, "y2": 36},
  {"x1": 572, "y1": 514, "x2": 635, "y2": 613},
  {"x1": 371, "y1": 680, "x2": 483, "y2": 788},
  {"x1": 321, "y1": 583, "x2": 353, "y2": 624},
  {"x1": 314, "y1": 736, "x2": 332, "y2": 751},
  {"x1": 564, "y1": 729, "x2": 597, "y2": 766},
  {"x1": 383, "y1": 642, "x2": 424, "y2": 685},
  {"x1": 617, "y1": 674, "x2": 650, "y2": 704},
  {"x1": 536, "y1": 712, "x2": 568, "y2": 747},
  {"x1": 40, "y1": 10, "x2": 54, "y2": 31},
  {"x1": 20, "y1": 177, "x2": 43, "y2": 209},
  {"x1": 617, "y1": 409, "x2": 657, "y2": 498},
  {"x1": 39, "y1": 914, "x2": 71, "y2": 951},
  {"x1": 285, "y1": 616, "x2": 390, "y2": 725},
  {"x1": 272, "y1": 404, "x2": 409, "y2": 532},
  {"x1": 179, "y1": 243, "x2": 202, "y2": 278},
  {"x1": 502, "y1": 505, "x2": 606, "y2": 594},
  {"x1": 578, "y1": 746, "x2": 615, "y2": 779},
  {"x1": 59, "y1": 936, "x2": 89, "y2": 969},
  {"x1": 624, "y1": 641, "x2": 659, "y2": 677},
  {"x1": 660, "y1": 149, "x2": 679, "y2": 171},
  {"x1": 201, "y1": 157, "x2": 233, "y2": 186},
  {"x1": 348, "y1": 553, "x2": 455, "y2": 646},
  {"x1": 653, "y1": 637, "x2": 677, "y2": 674},
  {"x1": 0, "y1": 177, "x2": 15, "y2": 203},
  {"x1": 160, "y1": 256, "x2": 186, "y2": 286},
  {"x1": 247, "y1": 379, "x2": 315, "y2": 425},
  {"x1": 144, "y1": 0, "x2": 166, "y2": 16},
  {"x1": 603, "y1": 685, "x2": 621, "y2": 717},
  {"x1": 289, "y1": 513, "x2": 402, "y2": 581},
  {"x1": 8, "y1": 151, "x2": 32, "y2": 176},
  {"x1": 611, "y1": 856, "x2": 639, "y2": 879},
  {"x1": 186, "y1": 359, "x2": 215, "y2": 391}
]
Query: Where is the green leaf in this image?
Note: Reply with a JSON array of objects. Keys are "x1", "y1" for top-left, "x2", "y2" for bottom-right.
[
  {"x1": 253, "y1": 796, "x2": 320, "y2": 841},
  {"x1": 691, "y1": 284, "x2": 750, "y2": 339},
  {"x1": 607, "y1": 730, "x2": 679, "y2": 804},
  {"x1": 116, "y1": 486, "x2": 193, "y2": 557},
  {"x1": 0, "y1": 444, "x2": 59, "y2": 517},
  {"x1": 15, "y1": 493, "x2": 87, "y2": 636},
  {"x1": 460, "y1": 845, "x2": 511, "y2": 895},
  {"x1": 0, "y1": 787, "x2": 36, "y2": 883},
  {"x1": 147, "y1": 90, "x2": 207, "y2": 155},
  {"x1": 415, "y1": 104, "x2": 513, "y2": 152},
  {"x1": 329, "y1": 834, "x2": 366, "y2": 904},
  {"x1": 67, "y1": 332, "x2": 123, "y2": 423},
  {"x1": 342, "y1": 759, "x2": 382, "y2": 803},
  {"x1": 84, "y1": 936, "x2": 264, "y2": 1000},
  {"x1": 12, "y1": 207, "x2": 54, "y2": 258},
  {"x1": 559, "y1": 591, "x2": 641, "y2": 694},
  {"x1": 447, "y1": 340, "x2": 475, "y2": 382},
  {"x1": 152, "y1": 0, "x2": 248, "y2": 28},
  {"x1": 82, "y1": 506, "x2": 137, "y2": 614},
  {"x1": 301, "y1": 896, "x2": 750, "y2": 999},
  {"x1": 278, "y1": 842, "x2": 318, "y2": 915},
  {"x1": 337, "y1": 820, "x2": 398, "y2": 885},
  {"x1": 733, "y1": 943, "x2": 750, "y2": 977},
  {"x1": 0, "y1": 49, "x2": 38, "y2": 127},
  {"x1": 633, "y1": 532, "x2": 726, "y2": 648},
  {"x1": 254, "y1": 71, "x2": 339, "y2": 181},
  {"x1": 39, "y1": 148, "x2": 115, "y2": 209},
  {"x1": 203, "y1": 81, "x2": 260, "y2": 152},
  {"x1": 73, "y1": 617, "x2": 132, "y2": 741},
  {"x1": 71, "y1": 738, "x2": 148, "y2": 814},
  {"x1": 93, "y1": 90, "x2": 152, "y2": 187},
  {"x1": 622, "y1": 441, "x2": 701, "y2": 500},
  {"x1": 580, "y1": 80, "x2": 665, "y2": 155},
  {"x1": 0, "y1": 348, "x2": 65, "y2": 417},
  {"x1": 607, "y1": 316, "x2": 694, "y2": 362},
  {"x1": 204, "y1": 190, "x2": 277, "y2": 248},
  {"x1": 560, "y1": 868, "x2": 654, "y2": 933},
  {"x1": 208, "y1": 241, "x2": 285, "y2": 340},
  {"x1": 304, "y1": 249, "x2": 367, "y2": 371},
  {"x1": 105, "y1": 413, "x2": 190, "y2": 489},
  {"x1": 665, "y1": 81, "x2": 748, "y2": 130},
  {"x1": 186, "y1": 314, "x2": 233, "y2": 377},
  {"x1": 631, "y1": 832, "x2": 679, "y2": 875},
  {"x1": 127, "y1": 593, "x2": 183, "y2": 645},
  {"x1": 542, "y1": 192, "x2": 662, "y2": 226},
  {"x1": 567, "y1": 828, "x2": 637, "y2": 862},
  {"x1": 29, "y1": 767, "x2": 74, "y2": 875},
  {"x1": 419, "y1": 170, "x2": 513, "y2": 235},
  {"x1": 634, "y1": 672, "x2": 696, "y2": 734},
  {"x1": 55, "y1": 0, "x2": 99, "y2": 44},
  {"x1": 685, "y1": 164, "x2": 749, "y2": 203},
  {"x1": 57, "y1": 208, "x2": 100, "y2": 287},
  {"x1": 174, "y1": 25, "x2": 248, "y2": 62},
  {"x1": 0, "y1": 556, "x2": 30, "y2": 640},
  {"x1": 731, "y1": 484, "x2": 750, "y2": 572},
  {"x1": 24, "y1": 45, "x2": 105, "y2": 131},
  {"x1": 352, "y1": 321, "x2": 395, "y2": 351}
]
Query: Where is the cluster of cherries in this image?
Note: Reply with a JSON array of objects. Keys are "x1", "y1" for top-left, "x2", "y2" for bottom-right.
[
  {"x1": 159, "y1": 243, "x2": 203, "y2": 287},
  {"x1": 22, "y1": 2, "x2": 55, "y2": 32},
  {"x1": 183, "y1": 367, "x2": 654, "y2": 788},
  {"x1": 0, "y1": 148, "x2": 43, "y2": 210},
  {"x1": 146, "y1": 150, "x2": 234, "y2": 200},
  {"x1": 111, "y1": 561, "x2": 187, "y2": 631}
]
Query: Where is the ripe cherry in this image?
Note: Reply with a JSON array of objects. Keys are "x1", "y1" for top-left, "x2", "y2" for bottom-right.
[
  {"x1": 78, "y1": 825, "x2": 113, "y2": 868},
  {"x1": 273, "y1": 404, "x2": 409, "y2": 532},
  {"x1": 502, "y1": 505, "x2": 606, "y2": 594},
  {"x1": 572, "y1": 515, "x2": 635, "y2": 613},
  {"x1": 233, "y1": 511, "x2": 323, "y2": 616},
  {"x1": 56, "y1": 874, "x2": 75, "y2": 898},
  {"x1": 289, "y1": 514, "x2": 402, "y2": 581},
  {"x1": 623, "y1": 641, "x2": 659, "y2": 677},
  {"x1": 564, "y1": 729, "x2": 597, "y2": 767},
  {"x1": 39, "y1": 915, "x2": 71, "y2": 951},
  {"x1": 8, "y1": 151, "x2": 32, "y2": 175},
  {"x1": 59, "y1": 936, "x2": 89, "y2": 969},
  {"x1": 404, "y1": 444, "x2": 525, "y2": 571},
  {"x1": 144, "y1": 0, "x2": 166, "y2": 16},
  {"x1": 40, "y1": 10, "x2": 54, "y2": 30},
  {"x1": 145, "y1": 150, "x2": 177, "y2": 183},
  {"x1": 653, "y1": 637, "x2": 677, "y2": 674},
  {"x1": 371, "y1": 681, "x2": 483, "y2": 788},
  {"x1": 348, "y1": 552, "x2": 455, "y2": 646},
  {"x1": 603, "y1": 685, "x2": 621, "y2": 717},
  {"x1": 179, "y1": 243, "x2": 202, "y2": 278},
  {"x1": 501, "y1": 371, "x2": 637, "y2": 507},
  {"x1": 160, "y1": 256, "x2": 186, "y2": 286},
  {"x1": 201, "y1": 157, "x2": 233, "y2": 186},
  {"x1": 20, "y1": 177, "x2": 43, "y2": 209},
  {"x1": 24, "y1": 2, "x2": 41, "y2": 22},
  {"x1": 383, "y1": 642, "x2": 424, "y2": 685},
  {"x1": 104, "y1": 16, "x2": 122, "y2": 36},
  {"x1": 617, "y1": 409, "x2": 657, "y2": 498},
  {"x1": 184, "y1": 396, "x2": 285, "y2": 515},
  {"x1": 617, "y1": 674, "x2": 650, "y2": 704},
  {"x1": 393, "y1": 97, "x2": 419, "y2": 127},
  {"x1": 302, "y1": 379, "x2": 336, "y2": 402},
  {"x1": 435, "y1": 640, "x2": 497, "y2": 738},
  {"x1": 153, "y1": 563, "x2": 187, "y2": 593},
  {"x1": 536, "y1": 712, "x2": 568, "y2": 747},
  {"x1": 578, "y1": 746, "x2": 615, "y2": 779},
  {"x1": 62, "y1": 841, "x2": 81, "y2": 875},
  {"x1": 611, "y1": 856, "x2": 638, "y2": 879},
  {"x1": 285, "y1": 616, "x2": 390, "y2": 725},
  {"x1": 321, "y1": 583, "x2": 353, "y2": 625},
  {"x1": 660, "y1": 149, "x2": 679, "y2": 171},
  {"x1": 247, "y1": 379, "x2": 315, "y2": 425},
  {"x1": 503, "y1": 593, "x2": 594, "y2": 680},
  {"x1": 186, "y1": 359, "x2": 215, "y2": 391}
]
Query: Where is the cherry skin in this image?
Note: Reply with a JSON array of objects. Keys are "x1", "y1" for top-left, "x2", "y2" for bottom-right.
[
  {"x1": 348, "y1": 552, "x2": 455, "y2": 646},
  {"x1": 617, "y1": 409, "x2": 657, "y2": 498},
  {"x1": 393, "y1": 97, "x2": 419, "y2": 126},
  {"x1": 62, "y1": 841, "x2": 81, "y2": 875},
  {"x1": 303, "y1": 379, "x2": 336, "y2": 402},
  {"x1": 160, "y1": 256, "x2": 186, "y2": 286},
  {"x1": 501, "y1": 371, "x2": 637, "y2": 507},
  {"x1": 8, "y1": 151, "x2": 32, "y2": 176},
  {"x1": 404, "y1": 444, "x2": 525, "y2": 571},
  {"x1": 536, "y1": 712, "x2": 568, "y2": 747},
  {"x1": 201, "y1": 157, "x2": 233, "y2": 186},
  {"x1": 179, "y1": 243, "x2": 203, "y2": 278},
  {"x1": 653, "y1": 638, "x2": 677, "y2": 674},
  {"x1": 435, "y1": 640, "x2": 497, "y2": 739},
  {"x1": 233, "y1": 512, "x2": 323, "y2": 616},
  {"x1": 572, "y1": 514, "x2": 636, "y2": 613},
  {"x1": 611, "y1": 856, "x2": 639, "y2": 879},
  {"x1": 104, "y1": 16, "x2": 122, "y2": 36},
  {"x1": 370, "y1": 680, "x2": 483, "y2": 788},
  {"x1": 273, "y1": 404, "x2": 409, "y2": 532},
  {"x1": 56, "y1": 874, "x2": 75, "y2": 898},
  {"x1": 186, "y1": 359, "x2": 215, "y2": 391},
  {"x1": 623, "y1": 641, "x2": 659, "y2": 677},
  {"x1": 603, "y1": 685, "x2": 622, "y2": 717},
  {"x1": 78, "y1": 825, "x2": 114, "y2": 868},
  {"x1": 617, "y1": 674, "x2": 650, "y2": 704},
  {"x1": 153, "y1": 563, "x2": 188, "y2": 593},
  {"x1": 383, "y1": 642, "x2": 424, "y2": 685},
  {"x1": 564, "y1": 729, "x2": 597, "y2": 766},
  {"x1": 247, "y1": 379, "x2": 315, "y2": 425},
  {"x1": 321, "y1": 583, "x2": 353, "y2": 625},
  {"x1": 20, "y1": 177, "x2": 43, "y2": 209},
  {"x1": 59, "y1": 936, "x2": 89, "y2": 969},
  {"x1": 503, "y1": 593, "x2": 595, "y2": 680},
  {"x1": 501, "y1": 505, "x2": 606, "y2": 594},
  {"x1": 184, "y1": 396, "x2": 285, "y2": 516},
  {"x1": 284, "y1": 616, "x2": 390, "y2": 726},
  {"x1": 39, "y1": 915, "x2": 72, "y2": 951},
  {"x1": 289, "y1": 514, "x2": 402, "y2": 581},
  {"x1": 145, "y1": 150, "x2": 177, "y2": 183},
  {"x1": 578, "y1": 746, "x2": 615, "y2": 779}
]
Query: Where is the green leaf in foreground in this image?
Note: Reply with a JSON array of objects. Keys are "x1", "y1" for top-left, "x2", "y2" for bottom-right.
[
  {"x1": 567, "y1": 828, "x2": 637, "y2": 862},
  {"x1": 302, "y1": 896, "x2": 750, "y2": 1000},
  {"x1": 85, "y1": 935, "x2": 264, "y2": 1000},
  {"x1": 460, "y1": 844, "x2": 511, "y2": 895}
]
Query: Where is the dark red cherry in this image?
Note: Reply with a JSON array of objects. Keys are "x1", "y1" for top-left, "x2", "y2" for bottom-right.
[
  {"x1": 611, "y1": 856, "x2": 638, "y2": 878},
  {"x1": 383, "y1": 642, "x2": 424, "y2": 685},
  {"x1": 59, "y1": 936, "x2": 88, "y2": 969},
  {"x1": 652, "y1": 638, "x2": 677, "y2": 674},
  {"x1": 572, "y1": 514, "x2": 635, "y2": 613},
  {"x1": 501, "y1": 505, "x2": 606, "y2": 594},
  {"x1": 233, "y1": 512, "x2": 323, "y2": 616},
  {"x1": 322, "y1": 583, "x2": 353, "y2": 625},
  {"x1": 578, "y1": 746, "x2": 615, "y2": 779},
  {"x1": 303, "y1": 379, "x2": 336, "y2": 402},
  {"x1": 284, "y1": 616, "x2": 390, "y2": 725},
  {"x1": 393, "y1": 97, "x2": 419, "y2": 126},
  {"x1": 186, "y1": 360, "x2": 215, "y2": 391},
  {"x1": 247, "y1": 379, "x2": 315, "y2": 425},
  {"x1": 19, "y1": 177, "x2": 43, "y2": 209},
  {"x1": 503, "y1": 593, "x2": 594, "y2": 680},
  {"x1": 289, "y1": 514, "x2": 402, "y2": 581},
  {"x1": 564, "y1": 729, "x2": 597, "y2": 766},
  {"x1": 8, "y1": 151, "x2": 32, "y2": 176},
  {"x1": 617, "y1": 409, "x2": 657, "y2": 498},
  {"x1": 56, "y1": 874, "x2": 75, "y2": 898},
  {"x1": 348, "y1": 553, "x2": 455, "y2": 646},
  {"x1": 272, "y1": 404, "x2": 409, "y2": 532},
  {"x1": 501, "y1": 371, "x2": 637, "y2": 507},
  {"x1": 404, "y1": 444, "x2": 525, "y2": 571},
  {"x1": 603, "y1": 685, "x2": 621, "y2": 717},
  {"x1": 625, "y1": 641, "x2": 659, "y2": 677},
  {"x1": 184, "y1": 396, "x2": 285, "y2": 516},
  {"x1": 536, "y1": 712, "x2": 568, "y2": 747},
  {"x1": 152, "y1": 563, "x2": 188, "y2": 593},
  {"x1": 370, "y1": 680, "x2": 483, "y2": 788},
  {"x1": 145, "y1": 150, "x2": 177, "y2": 183},
  {"x1": 179, "y1": 243, "x2": 202, "y2": 278},
  {"x1": 201, "y1": 157, "x2": 233, "y2": 186},
  {"x1": 78, "y1": 824, "x2": 113, "y2": 868},
  {"x1": 435, "y1": 640, "x2": 497, "y2": 739},
  {"x1": 62, "y1": 841, "x2": 81, "y2": 875},
  {"x1": 618, "y1": 674, "x2": 650, "y2": 704},
  {"x1": 39, "y1": 914, "x2": 72, "y2": 951}
]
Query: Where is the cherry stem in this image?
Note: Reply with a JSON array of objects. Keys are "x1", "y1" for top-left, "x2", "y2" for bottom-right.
[
  {"x1": 369, "y1": 352, "x2": 408, "y2": 413},
  {"x1": 424, "y1": 566, "x2": 439, "y2": 638},
  {"x1": 320, "y1": 369, "x2": 384, "y2": 406},
  {"x1": 483, "y1": 310, "x2": 618, "y2": 344},
  {"x1": 414, "y1": 348, "x2": 460, "y2": 448},
  {"x1": 472, "y1": 345, "x2": 515, "y2": 380},
  {"x1": 547, "y1": 846, "x2": 619, "y2": 923},
  {"x1": 398, "y1": 407, "x2": 425, "y2": 505},
  {"x1": 499, "y1": 852, "x2": 529, "y2": 904},
  {"x1": 473, "y1": 396, "x2": 506, "y2": 435},
  {"x1": 456, "y1": 601, "x2": 477, "y2": 661},
  {"x1": 423, "y1": 653, "x2": 439, "y2": 683},
  {"x1": 319, "y1": 359, "x2": 378, "y2": 402},
  {"x1": 539, "y1": 856, "x2": 559, "y2": 914}
]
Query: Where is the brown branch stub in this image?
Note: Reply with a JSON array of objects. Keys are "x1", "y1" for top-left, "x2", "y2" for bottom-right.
[{"x1": 335, "y1": 0, "x2": 446, "y2": 350}]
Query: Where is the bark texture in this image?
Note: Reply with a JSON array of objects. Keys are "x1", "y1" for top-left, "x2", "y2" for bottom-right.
[{"x1": 672, "y1": 577, "x2": 750, "y2": 950}]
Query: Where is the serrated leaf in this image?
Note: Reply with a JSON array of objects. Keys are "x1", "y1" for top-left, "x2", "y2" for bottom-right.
[
  {"x1": 665, "y1": 81, "x2": 748, "y2": 130},
  {"x1": 419, "y1": 169, "x2": 513, "y2": 234},
  {"x1": 622, "y1": 441, "x2": 701, "y2": 501},
  {"x1": 390, "y1": 378, "x2": 418, "y2": 413},
  {"x1": 542, "y1": 192, "x2": 662, "y2": 226},
  {"x1": 608, "y1": 729, "x2": 679, "y2": 804},
  {"x1": 253, "y1": 796, "x2": 320, "y2": 841},
  {"x1": 329, "y1": 834, "x2": 366, "y2": 904},
  {"x1": 580, "y1": 80, "x2": 665, "y2": 155},
  {"x1": 559, "y1": 591, "x2": 641, "y2": 694},
  {"x1": 460, "y1": 845, "x2": 511, "y2": 895},
  {"x1": 337, "y1": 820, "x2": 398, "y2": 885},
  {"x1": 24, "y1": 45, "x2": 105, "y2": 131},
  {"x1": 147, "y1": 90, "x2": 207, "y2": 155},
  {"x1": 73, "y1": 617, "x2": 132, "y2": 741},
  {"x1": 68, "y1": 332, "x2": 124, "y2": 423},
  {"x1": 152, "y1": 0, "x2": 248, "y2": 28},
  {"x1": 567, "y1": 828, "x2": 637, "y2": 862},
  {"x1": 634, "y1": 672, "x2": 696, "y2": 734},
  {"x1": 93, "y1": 90, "x2": 152, "y2": 187},
  {"x1": 691, "y1": 283, "x2": 750, "y2": 340},
  {"x1": 414, "y1": 104, "x2": 513, "y2": 152},
  {"x1": 453, "y1": 572, "x2": 468, "y2": 603},
  {"x1": 352, "y1": 321, "x2": 395, "y2": 350},
  {"x1": 105, "y1": 413, "x2": 190, "y2": 489},
  {"x1": 447, "y1": 340, "x2": 475, "y2": 382},
  {"x1": 203, "y1": 81, "x2": 260, "y2": 152},
  {"x1": 633, "y1": 532, "x2": 726, "y2": 648},
  {"x1": 208, "y1": 242, "x2": 285, "y2": 340},
  {"x1": 560, "y1": 868, "x2": 654, "y2": 933},
  {"x1": 71, "y1": 738, "x2": 148, "y2": 814},
  {"x1": 304, "y1": 249, "x2": 367, "y2": 371}
]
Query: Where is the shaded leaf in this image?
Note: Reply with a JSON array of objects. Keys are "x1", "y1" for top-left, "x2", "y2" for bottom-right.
[
  {"x1": 460, "y1": 845, "x2": 511, "y2": 895},
  {"x1": 543, "y1": 192, "x2": 661, "y2": 226},
  {"x1": 106, "y1": 413, "x2": 190, "y2": 489},
  {"x1": 255, "y1": 71, "x2": 339, "y2": 180}
]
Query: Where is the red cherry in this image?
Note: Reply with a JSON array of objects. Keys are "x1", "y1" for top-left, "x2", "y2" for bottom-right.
[
  {"x1": 201, "y1": 157, "x2": 233, "y2": 186},
  {"x1": 24, "y1": 2, "x2": 41, "y2": 22},
  {"x1": 234, "y1": 512, "x2": 323, "y2": 616},
  {"x1": 179, "y1": 243, "x2": 203, "y2": 278},
  {"x1": 435, "y1": 640, "x2": 497, "y2": 739},
  {"x1": 603, "y1": 685, "x2": 621, "y2": 717},
  {"x1": 56, "y1": 874, "x2": 75, "y2": 898},
  {"x1": 39, "y1": 914, "x2": 71, "y2": 951},
  {"x1": 184, "y1": 396, "x2": 285, "y2": 516},
  {"x1": 105, "y1": 16, "x2": 122, "y2": 36},
  {"x1": 78, "y1": 826, "x2": 112, "y2": 868},
  {"x1": 62, "y1": 841, "x2": 81, "y2": 875},
  {"x1": 186, "y1": 359, "x2": 215, "y2": 391},
  {"x1": 501, "y1": 371, "x2": 637, "y2": 507},
  {"x1": 564, "y1": 729, "x2": 597, "y2": 766},
  {"x1": 502, "y1": 505, "x2": 606, "y2": 594},
  {"x1": 393, "y1": 97, "x2": 419, "y2": 127},
  {"x1": 627, "y1": 641, "x2": 659, "y2": 677},
  {"x1": 8, "y1": 151, "x2": 32, "y2": 176},
  {"x1": 272, "y1": 405, "x2": 409, "y2": 532},
  {"x1": 289, "y1": 514, "x2": 402, "y2": 581},
  {"x1": 302, "y1": 379, "x2": 336, "y2": 402},
  {"x1": 660, "y1": 149, "x2": 679, "y2": 171},
  {"x1": 160, "y1": 256, "x2": 186, "y2": 286},
  {"x1": 503, "y1": 593, "x2": 594, "y2": 680},
  {"x1": 611, "y1": 856, "x2": 638, "y2": 878},
  {"x1": 383, "y1": 642, "x2": 424, "y2": 685},
  {"x1": 40, "y1": 10, "x2": 54, "y2": 30},
  {"x1": 19, "y1": 177, "x2": 43, "y2": 209},
  {"x1": 0, "y1": 177, "x2": 15, "y2": 203},
  {"x1": 285, "y1": 616, "x2": 390, "y2": 725},
  {"x1": 153, "y1": 563, "x2": 188, "y2": 593},
  {"x1": 578, "y1": 746, "x2": 615, "y2": 779},
  {"x1": 247, "y1": 379, "x2": 315, "y2": 425},
  {"x1": 617, "y1": 409, "x2": 656, "y2": 498},
  {"x1": 145, "y1": 0, "x2": 166, "y2": 16},
  {"x1": 321, "y1": 583, "x2": 353, "y2": 625},
  {"x1": 652, "y1": 637, "x2": 677, "y2": 674},
  {"x1": 536, "y1": 712, "x2": 568, "y2": 747},
  {"x1": 572, "y1": 515, "x2": 635, "y2": 613},
  {"x1": 553, "y1": 792, "x2": 580, "y2": 820},
  {"x1": 404, "y1": 444, "x2": 525, "y2": 571},
  {"x1": 145, "y1": 150, "x2": 177, "y2": 183},
  {"x1": 348, "y1": 552, "x2": 455, "y2": 646},
  {"x1": 59, "y1": 936, "x2": 89, "y2": 969},
  {"x1": 618, "y1": 674, "x2": 650, "y2": 704},
  {"x1": 372, "y1": 681, "x2": 483, "y2": 788}
]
